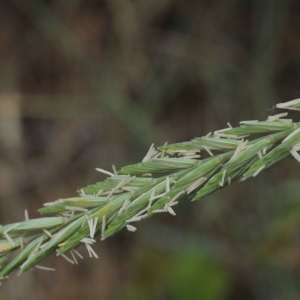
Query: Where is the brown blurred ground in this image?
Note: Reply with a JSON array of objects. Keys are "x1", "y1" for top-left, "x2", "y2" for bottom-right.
[{"x1": 1, "y1": 1, "x2": 300, "y2": 299}]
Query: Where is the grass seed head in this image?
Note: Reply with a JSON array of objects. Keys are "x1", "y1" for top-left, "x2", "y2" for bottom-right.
[{"x1": 0, "y1": 100, "x2": 300, "y2": 280}]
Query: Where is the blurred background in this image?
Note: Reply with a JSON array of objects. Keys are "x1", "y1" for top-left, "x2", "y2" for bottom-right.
[{"x1": 1, "y1": 0, "x2": 300, "y2": 299}]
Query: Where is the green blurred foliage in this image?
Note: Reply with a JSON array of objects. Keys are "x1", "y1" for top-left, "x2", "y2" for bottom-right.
[
  {"x1": 118, "y1": 246, "x2": 231, "y2": 300},
  {"x1": 119, "y1": 247, "x2": 171, "y2": 300},
  {"x1": 169, "y1": 251, "x2": 231, "y2": 300}
]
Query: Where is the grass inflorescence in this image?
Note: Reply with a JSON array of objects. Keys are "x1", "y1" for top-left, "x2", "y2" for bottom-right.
[{"x1": 1, "y1": 99, "x2": 300, "y2": 283}]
